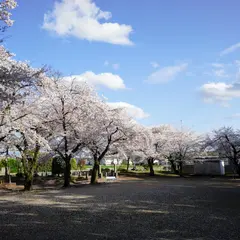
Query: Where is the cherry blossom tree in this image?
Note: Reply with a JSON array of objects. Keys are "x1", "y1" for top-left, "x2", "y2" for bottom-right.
[
  {"x1": 118, "y1": 124, "x2": 157, "y2": 175},
  {"x1": 137, "y1": 127, "x2": 157, "y2": 176},
  {"x1": 0, "y1": 46, "x2": 45, "y2": 103},
  {"x1": 86, "y1": 107, "x2": 135, "y2": 184},
  {"x1": 205, "y1": 127, "x2": 240, "y2": 176},
  {"x1": 0, "y1": 45, "x2": 46, "y2": 158},
  {"x1": 0, "y1": 0, "x2": 17, "y2": 40},
  {"x1": 155, "y1": 125, "x2": 201, "y2": 175},
  {"x1": 0, "y1": 0, "x2": 17, "y2": 26},
  {"x1": 0, "y1": 44, "x2": 48, "y2": 190},
  {"x1": 123, "y1": 125, "x2": 170, "y2": 176},
  {"x1": 2, "y1": 89, "x2": 50, "y2": 190},
  {"x1": 114, "y1": 123, "x2": 148, "y2": 171},
  {"x1": 38, "y1": 77, "x2": 106, "y2": 187}
]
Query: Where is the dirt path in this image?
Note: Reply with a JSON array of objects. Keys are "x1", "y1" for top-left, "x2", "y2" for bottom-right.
[{"x1": 0, "y1": 178, "x2": 240, "y2": 240}]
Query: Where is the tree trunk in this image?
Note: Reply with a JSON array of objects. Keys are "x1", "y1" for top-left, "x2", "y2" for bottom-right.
[
  {"x1": 127, "y1": 157, "x2": 130, "y2": 172},
  {"x1": 4, "y1": 148, "x2": 9, "y2": 182},
  {"x1": 64, "y1": 158, "x2": 71, "y2": 187},
  {"x1": 169, "y1": 159, "x2": 179, "y2": 175},
  {"x1": 148, "y1": 158, "x2": 155, "y2": 176},
  {"x1": 233, "y1": 163, "x2": 240, "y2": 176},
  {"x1": 236, "y1": 166, "x2": 240, "y2": 176},
  {"x1": 23, "y1": 144, "x2": 40, "y2": 191},
  {"x1": 23, "y1": 159, "x2": 38, "y2": 191},
  {"x1": 178, "y1": 161, "x2": 183, "y2": 176},
  {"x1": 24, "y1": 174, "x2": 33, "y2": 191},
  {"x1": 232, "y1": 157, "x2": 240, "y2": 177},
  {"x1": 91, "y1": 159, "x2": 100, "y2": 184}
]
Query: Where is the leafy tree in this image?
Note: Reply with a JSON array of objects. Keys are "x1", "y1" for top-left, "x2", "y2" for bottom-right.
[
  {"x1": 70, "y1": 158, "x2": 77, "y2": 170},
  {"x1": 6, "y1": 158, "x2": 18, "y2": 173}
]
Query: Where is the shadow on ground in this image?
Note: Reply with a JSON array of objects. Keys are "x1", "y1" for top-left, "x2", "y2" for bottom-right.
[{"x1": 0, "y1": 177, "x2": 240, "y2": 240}]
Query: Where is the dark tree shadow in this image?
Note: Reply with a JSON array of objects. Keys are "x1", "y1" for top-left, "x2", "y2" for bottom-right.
[{"x1": 0, "y1": 178, "x2": 240, "y2": 240}]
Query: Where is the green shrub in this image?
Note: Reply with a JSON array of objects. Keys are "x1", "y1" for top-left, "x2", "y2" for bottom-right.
[{"x1": 104, "y1": 167, "x2": 110, "y2": 173}]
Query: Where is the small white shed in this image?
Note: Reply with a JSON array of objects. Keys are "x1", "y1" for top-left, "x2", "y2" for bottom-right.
[{"x1": 194, "y1": 160, "x2": 225, "y2": 175}]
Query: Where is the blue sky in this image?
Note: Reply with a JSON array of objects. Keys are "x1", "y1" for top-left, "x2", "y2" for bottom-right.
[{"x1": 4, "y1": 0, "x2": 240, "y2": 133}]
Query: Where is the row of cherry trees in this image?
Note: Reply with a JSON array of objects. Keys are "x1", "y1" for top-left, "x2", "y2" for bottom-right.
[
  {"x1": 1, "y1": 1, "x2": 240, "y2": 191},
  {"x1": 0, "y1": 44, "x2": 204, "y2": 190}
]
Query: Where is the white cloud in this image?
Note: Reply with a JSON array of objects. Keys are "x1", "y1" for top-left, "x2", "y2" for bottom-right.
[
  {"x1": 220, "y1": 42, "x2": 240, "y2": 56},
  {"x1": 64, "y1": 71, "x2": 126, "y2": 90},
  {"x1": 146, "y1": 63, "x2": 188, "y2": 83},
  {"x1": 200, "y1": 82, "x2": 240, "y2": 103},
  {"x1": 107, "y1": 102, "x2": 149, "y2": 119},
  {"x1": 42, "y1": 0, "x2": 133, "y2": 45},
  {"x1": 150, "y1": 61, "x2": 159, "y2": 68},
  {"x1": 112, "y1": 63, "x2": 120, "y2": 70}
]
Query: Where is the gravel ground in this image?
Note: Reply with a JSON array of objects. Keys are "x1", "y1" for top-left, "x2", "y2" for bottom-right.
[{"x1": 0, "y1": 177, "x2": 240, "y2": 240}]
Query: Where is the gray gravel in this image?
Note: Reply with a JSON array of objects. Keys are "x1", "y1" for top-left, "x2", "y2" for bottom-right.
[{"x1": 0, "y1": 177, "x2": 240, "y2": 240}]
